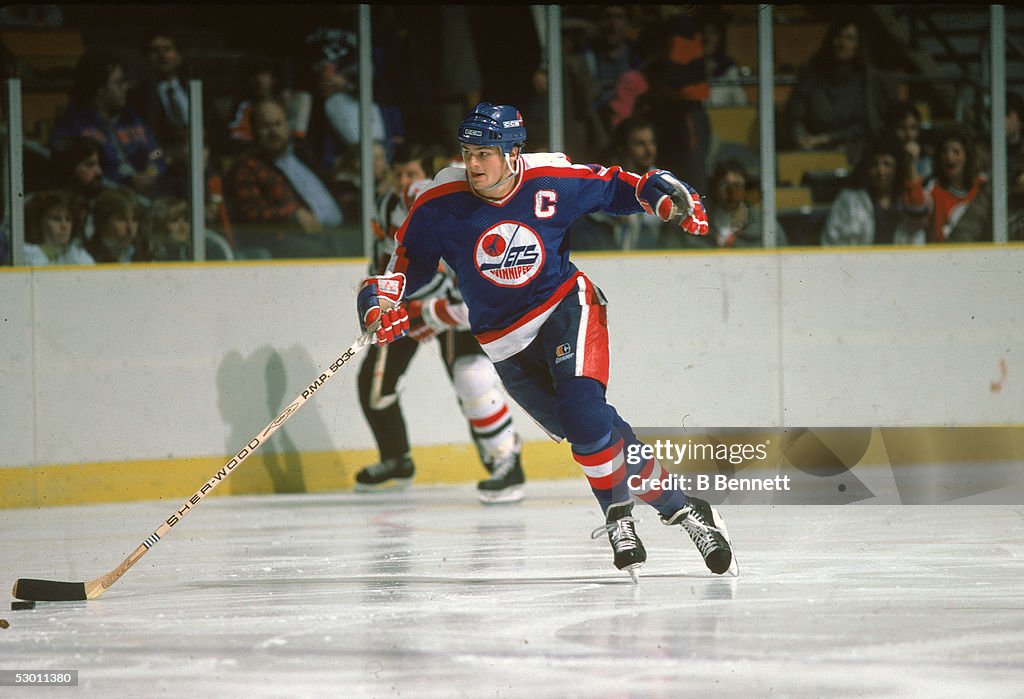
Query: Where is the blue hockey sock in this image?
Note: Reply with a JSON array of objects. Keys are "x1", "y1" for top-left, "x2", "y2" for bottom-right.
[
  {"x1": 572, "y1": 427, "x2": 629, "y2": 513},
  {"x1": 608, "y1": 405, "x2": 687, "y2": 517}
]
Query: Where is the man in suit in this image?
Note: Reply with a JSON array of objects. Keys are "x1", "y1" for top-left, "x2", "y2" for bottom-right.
[
  {"x1": 128, "y1": 30, "x2": 225, "y2": 188},
  {"x1": 129, "y1": 31, "x2": 190, "y2": 167}
]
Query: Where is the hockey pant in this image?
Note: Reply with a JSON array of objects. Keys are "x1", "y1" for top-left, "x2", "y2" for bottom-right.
[{"x1": 492, "y1": 275, "x2": 687, "y2": 517}]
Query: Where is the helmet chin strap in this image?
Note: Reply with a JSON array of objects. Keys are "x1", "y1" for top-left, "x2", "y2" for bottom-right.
[{"x1": 473, "y1": 149, "x2": 520, "y2": 195}]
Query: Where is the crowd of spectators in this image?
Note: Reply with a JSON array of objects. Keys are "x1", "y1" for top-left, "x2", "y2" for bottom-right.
[
  {"x1": 821, "y1": 137, "x2": 926, "y2": 246},
  {"x1": 555, "y1": 7, "x2": 1021, "y2": 249},
  {"x1": 2, "y1": 6, "x2": 1022, "y2": 266}
]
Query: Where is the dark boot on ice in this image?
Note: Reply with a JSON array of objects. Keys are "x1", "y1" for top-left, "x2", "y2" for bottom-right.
[
  {"x1": 661, "y1": 496, "x2": 734, "y2": 575},
  {"x1": 591, "y1": 501, "x2": 646, "y2": 582}
]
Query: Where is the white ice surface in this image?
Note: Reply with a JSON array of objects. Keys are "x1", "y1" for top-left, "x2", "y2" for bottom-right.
[{"x1": 1, "y1": 479, "x2": 1023, "y2": 697}]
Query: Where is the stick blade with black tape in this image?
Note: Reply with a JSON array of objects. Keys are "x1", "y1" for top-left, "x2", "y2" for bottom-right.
[
  {"x1": 12, "y1": 578, "x2": 88, "y2": 601},
  {"x1": 10, "y1": 331, "x2": 373, "y2": 604}
]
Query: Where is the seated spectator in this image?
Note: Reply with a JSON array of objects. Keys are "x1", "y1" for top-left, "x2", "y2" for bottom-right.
[
  {"x1": 228, "y1": 56, "x2": 276, "y2": 148},
  {"x1": 23, "y1": 189, "x2": 95, "y2": 265},
  {"x1": 821, "y1": 137, "x2": 926, "y2": 246},
  {"x1": 225, "y1": 99, "x2": 339, "y2": 258},
  {"x1": 885, "y1": 101, "x2": 933, "y2": 181},
  {"x1": 50, "y1": 51, "x2": 166, "y2": 197},
  {"x1": 581, "y1": 116, "x2": 669, "y2": 250},
  {"x1": 690, "y1": 158, "x2": 787, "y2": 248},
  {"x1": 227, "y1": 55, "x2": 310, "y2": 151},
  {"x1": 147, "y1": 197, "x2": 234, "y2": 261},
  {"x1": 46, "y1": 136, "x2": 106, "y2": 241},
  {"x1": 148, "y1": 197, "x2": 191, "y2": 261},
  {"x1": 699, "y1": 11, "x2": 748, "y2": 108},
  {"x1": 782, "y1": 16, "x2": 899, "y2": 166},
  {"x1": 614, "y1": 116, "x2": 659, "y2": 175},
  {"x1": 303, "y1": 27, "x2": 393, "y2": 174},
  {"x1": 914, "y1": 127, "x2": 992, "y2": 243},
  {"x1": 85, "y1": 187, "x2": 151, "y2": 263},
  {"x1": 158, "y1": 133, "x2": 248, "y2": 254}
]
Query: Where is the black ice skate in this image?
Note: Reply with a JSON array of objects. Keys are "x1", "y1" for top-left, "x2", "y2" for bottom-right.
[
  {"x1": 477, "y1": 440, "x2": 525, "y2": 504},
  {"x1": 353, "y1": 455, "x2": 415, "y2": 492},
  {"x1": 591, "y1": 501, "x2": 646, "y2": 582},
  {"x1": 661, "y1": 496, "x2": 735, "y2": 575}
]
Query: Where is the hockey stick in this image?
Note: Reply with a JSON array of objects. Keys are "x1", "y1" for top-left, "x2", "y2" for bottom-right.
[
  {"x1": 13, "y1": 330, "x2": 375, "y2": 602},
  {"x1": 368, "y1": 342, "x2": 397, "y2": 410}
]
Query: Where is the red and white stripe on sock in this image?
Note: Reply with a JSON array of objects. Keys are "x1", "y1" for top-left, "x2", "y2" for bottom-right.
[
  {"x1": 573, "y1": 437, "x2": 628, "y2": 511},
  {"x1": 626, "y1": 449, "x2": 686, "y2": 517}
]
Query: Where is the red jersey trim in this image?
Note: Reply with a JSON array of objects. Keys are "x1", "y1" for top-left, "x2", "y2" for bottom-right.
[
  {"x1": 475, "y1": 270, "x2": 583, "y2": 345},
  {"x1": 394, "y1": 179, "x2": 468, "y2": 246}
]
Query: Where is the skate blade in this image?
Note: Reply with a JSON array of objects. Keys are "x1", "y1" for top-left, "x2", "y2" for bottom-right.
[
  {"x1": 478, "y1": 485, "x2": 524, "y2": 505},
  {"x1": 709, "y1": 505, "x2": 739, "y2": 577},
  {"x1": 624, "y1": 563, "x2": 642, "y2": 584},
  {"x1": 709, "y1": 506, "x2": 732, "y2": 544},
  {"x1": 353, "y1": 478, "x2": 413, "y2": 493}
]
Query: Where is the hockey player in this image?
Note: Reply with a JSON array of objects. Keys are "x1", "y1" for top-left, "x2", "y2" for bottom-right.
[
  {"x1": 356, "y1": 103, "x2": 733, "y2": 580},
  {"x1": 354, "y1": 143, "x2": 526, "y2": 504}
]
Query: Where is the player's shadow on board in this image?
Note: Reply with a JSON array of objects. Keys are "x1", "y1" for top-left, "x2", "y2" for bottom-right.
[{"x1": 216, "y1": 345, "x2": 334, "y2": 494}]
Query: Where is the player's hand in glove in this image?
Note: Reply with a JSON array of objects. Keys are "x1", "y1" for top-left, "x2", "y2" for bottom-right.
[
  {"x1": 406, "y1": 298, "x2": 461, "y2": 343},
  {"x1": 635, "y1": 169, "x2": 709, "y2": 236},
  {"x1": 357, "y1": 272, "x2": 409, "y2": 346}
]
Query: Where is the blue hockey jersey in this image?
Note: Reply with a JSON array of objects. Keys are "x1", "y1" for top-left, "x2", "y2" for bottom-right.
[{"x1": 388, "y1": 153, "x2": 645, "y2": 361}]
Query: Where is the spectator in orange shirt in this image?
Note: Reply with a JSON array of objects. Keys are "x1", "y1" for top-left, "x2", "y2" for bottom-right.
[{"x1": 911, "y1": 127, "x2": 991, "y2": 243}]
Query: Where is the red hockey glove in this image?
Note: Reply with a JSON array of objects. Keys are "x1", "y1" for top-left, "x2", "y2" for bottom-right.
[
  {"x1": 357, "y1": 272, "x2": 409, "y2": 346},
  {"x1": 635, "y1": 170, "x2": 709, "y2": 236},
  {"x1": 406, "y1": 298, "x2": 460, "y2": 343}
]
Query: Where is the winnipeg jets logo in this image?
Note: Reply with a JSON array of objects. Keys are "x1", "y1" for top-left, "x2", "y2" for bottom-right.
[{"x1": 474, "y1": 222, "x2": 545, "y2": 287}]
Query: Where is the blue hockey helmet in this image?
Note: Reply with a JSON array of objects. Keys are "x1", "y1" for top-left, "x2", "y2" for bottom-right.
[{"x1": 457, "y1": 102, "x2": 527, "y2": 155}]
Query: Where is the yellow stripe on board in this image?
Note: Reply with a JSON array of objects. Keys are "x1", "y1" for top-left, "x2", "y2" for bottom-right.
[
  {"x1": 2, "y1": 427, "x2": 1021, "y2": 510},
  {"x1": 0, "y1": 440, "x2": 575, "y2": 509}
]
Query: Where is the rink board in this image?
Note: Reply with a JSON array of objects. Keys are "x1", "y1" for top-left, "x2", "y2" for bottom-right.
[{"x1": 1, "y1": 245, "x2": 1022, "y2": 507}]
